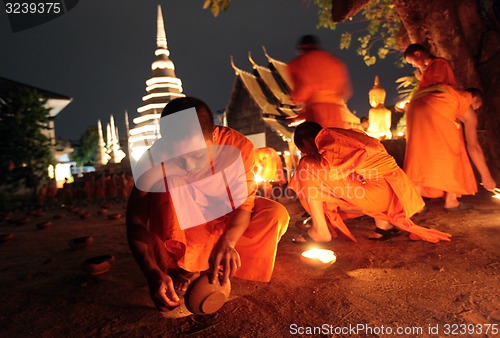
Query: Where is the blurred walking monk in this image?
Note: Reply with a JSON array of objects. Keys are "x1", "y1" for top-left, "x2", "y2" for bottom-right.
[
  {"x1": 287, "y1": 35, "x2": 353, "y2": 128},
  {"x1": 127, "y1": 97, "x2": 289, "y2": 311}
]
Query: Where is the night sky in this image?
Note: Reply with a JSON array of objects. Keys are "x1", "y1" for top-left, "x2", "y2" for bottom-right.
[{"x1": 0, "y1": 0, "x2": 412, "y2": 141}]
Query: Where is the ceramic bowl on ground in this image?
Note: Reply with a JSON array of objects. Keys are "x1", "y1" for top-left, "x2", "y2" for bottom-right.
[
  {"x1": 68, "y1": 235, "x2": 93, "y2": 250},
  {"x1": 97, "y1": 209, "x2": 108, "y2": 215},
  {"x1": 80, "y1": 255, "x2": 115, "y2": 276},
  {"x1": 184, "y1": 273, "x2": 231, "y2": 315},
  {"x1": 53, "y1": 214, "x2": 64, "y2": 220},
  {"x1": 79, "y1": 212, "x2": 91, "y2": 220},
  {"x1": 0, "y1": 233, "x2": 14, "y2": 243},
  {"x1": 107, "y1": 213, "x2": 122, "y2": 220},
  {"x1": 36, "y1": 220, "x2": 52, "y2": 230},
  {"x1": 300, "y1": 248, "x2": 337, "y2": 269}
]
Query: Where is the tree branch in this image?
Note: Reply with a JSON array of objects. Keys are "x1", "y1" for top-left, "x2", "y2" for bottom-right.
[{"x1": 331, "y1": 0, "x2": 371, "y2": 22}]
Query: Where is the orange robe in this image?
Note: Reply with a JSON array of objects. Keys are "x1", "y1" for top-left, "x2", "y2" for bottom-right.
[
  {"x1": 404, "y1": 85, "x2": 476, "y2": 198},
  {"x1": 290, "y1": 128, "x2": 451, "y2": 243},
  {"x1": 288, "y1": 50, "x2": 352, "y2": 128},
  {"x1": 148, "y1": 126, "x2": 289, "y2": 282},
  {"x1": 417, "y1": 57, "x2": 456, "y2": 90}
]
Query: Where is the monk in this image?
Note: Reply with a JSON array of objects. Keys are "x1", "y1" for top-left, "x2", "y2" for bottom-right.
[
  {"x1": 287, "y1": 35, "x2": 353, "y2": 128},
  {"x1": 404, "y1": 43, "x2": 496, "y2": 209},
  {"x1": 290, "y1": 122, "x2": 451, "y2": 243},
  {"x1": 126, "y1": 97, "x2": 289, "y2": 311},
  {"x1": 404, "y1": 84, "x2": 496, "y2": 210},
  {"x1": 404, "y1": 43, "x2": 456, "y2": 90}
]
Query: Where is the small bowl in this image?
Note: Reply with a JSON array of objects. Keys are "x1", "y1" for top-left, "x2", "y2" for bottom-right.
[
  {"x1": 300, "y1": 248, "x2": 337, "y2": 269},
  {"x1": 53, "y1": 214, "x2": 64, "y2": 220},
  {"x1": 79, "y1": 212, "x2": 91, "y2": 220},
  {"x1": 36, "y1": 220, "x2": 52, "y2": 230},
  {"x1": 68, "y1": 236, "x2": 93, "y2": 250},
  {"x1": 107, "y1": 213, "x2": 122, "y2": 220},
  {"x1": 184, "y1": 273, "x2": 231, "y2": 315},
  {"x1": 81, "y1": 255, "x2": 115, "y2": 276},
  {"x1": 97, "y1": 209, "x2": 108, "y2": 215},
  {"x1": 0, "y1": 233, "x2": 14, "y2": 243}
]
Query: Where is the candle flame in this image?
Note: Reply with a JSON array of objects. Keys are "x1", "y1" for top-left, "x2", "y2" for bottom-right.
[{"x1": 302, "y1": 248, "x2": 336, "y2": 264}]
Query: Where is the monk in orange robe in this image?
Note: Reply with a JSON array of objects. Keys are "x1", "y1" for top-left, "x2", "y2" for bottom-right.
[
  {"x1": 290, "y1": 122, "x2": 451, "y2": 244},
  {"x1": 287, "y1": 35, "x2": 352, "y2": 128},
  {"x1": 127, "y1": 97, "x2": 289, "y2": 311},
  {"x1": 404, "y1": 44, "x2": 496, "y2": 209},
  {"x1": 404, "y1": 44, "x2": 456, "y2": 90}
]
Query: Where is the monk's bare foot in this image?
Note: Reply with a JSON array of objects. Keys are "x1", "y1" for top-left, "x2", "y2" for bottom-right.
[{"x1": 171, "y1": 269, "x2": 200, "y2": 293}]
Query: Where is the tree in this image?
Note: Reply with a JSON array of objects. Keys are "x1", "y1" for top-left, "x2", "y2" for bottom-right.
[
  {"x1": 326, "y1": 0, "x2": 500, "y2": 173},
  {"x1": 202, "y1": 0, "x2": 500, "y2": 173},
  {"x1": 72, "y1": 126, "x2": 99, "y2": 166},
  {"x1": 0, "y1": 88, "x2": 55, "y2": 200}
]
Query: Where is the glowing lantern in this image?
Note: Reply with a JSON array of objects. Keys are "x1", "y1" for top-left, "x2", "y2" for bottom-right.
[
  {"x1": 366, "y1": 76, "x2": 392, "y2": 140},
  {"x1": 301, "y1": 248, "x2": 337, "y2": 268}
]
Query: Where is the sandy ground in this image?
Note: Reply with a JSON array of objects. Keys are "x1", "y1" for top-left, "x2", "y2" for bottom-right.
[{"x1": 0, "y1": 190, "x2": 499, "y2": 338}]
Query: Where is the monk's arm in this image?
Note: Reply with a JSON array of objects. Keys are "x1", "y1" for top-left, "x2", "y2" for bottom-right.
[
  {"x1": 462, "y1": 108, "x2": 497, "y2": 190},
  {"x1": 209, "y1": 208, "x2": 251, "y2": 285},
  {"x1": 126, "y1": 187, "x2": 180, "y2": 310}
]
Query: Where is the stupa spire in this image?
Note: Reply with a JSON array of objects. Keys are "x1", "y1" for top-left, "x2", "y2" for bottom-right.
[
  {"x1": 156, "y1": 5, "x2": 168, "y2": 52},
  {"x1": 128, "y1": 5, "x2": 185, "y2": 163}
]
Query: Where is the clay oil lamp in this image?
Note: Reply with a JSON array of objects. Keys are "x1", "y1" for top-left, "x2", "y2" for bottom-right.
[
  {"x1": 300, "y1": 248, "x2": 337, "y2": 269},
  {"x1": 107, "y1": 213, "x2": 122, "y2": 220},
  {"x1": 68, "y1": 236, "x2": 93, "y2": 250},
  {"x1": 184, "y1": 273, "x2": 231, "y2": 315},
  {"x1": 0, "y1": 233, "x2": 14, "y2": 244},
  {"x1": 80, "y1": 255, "x2": 115, "y2": 276},
  {"x1": 36, "y1": 220, "x2": 52, "y2": 230}
]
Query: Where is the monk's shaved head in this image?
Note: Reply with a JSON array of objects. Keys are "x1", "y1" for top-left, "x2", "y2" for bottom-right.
[
  {"x1": 161, "y1": 96, "x2": 215, "y2": 140},
  {"x1": 294, "y1": 121, "x2": 323, "y2": 149}
]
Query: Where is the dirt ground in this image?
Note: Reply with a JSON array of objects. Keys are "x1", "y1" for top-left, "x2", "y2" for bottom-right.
[{"x1": 0, "y1": 190, "x2": 499, "y2": 338}]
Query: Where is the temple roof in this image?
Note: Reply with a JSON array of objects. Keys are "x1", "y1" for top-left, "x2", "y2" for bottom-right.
[{"x1": 0, "y1": 76, "x2": 72, "y2": 117}]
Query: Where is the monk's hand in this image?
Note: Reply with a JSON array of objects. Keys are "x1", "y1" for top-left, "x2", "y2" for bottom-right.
[
  {"x1": 481, "y1": 175, "x2": 497, "y2": 191},
  {"x1": 147, "y1": 271, "x2": 180, "y2": 311},
  {"x1": 209, "y1": 236, "x2": 241, "y2": 286}
]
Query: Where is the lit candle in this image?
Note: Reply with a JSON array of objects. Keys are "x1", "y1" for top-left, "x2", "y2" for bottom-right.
[{"x1": 301, "y1": 248, "x2": 337, "y2": 266}]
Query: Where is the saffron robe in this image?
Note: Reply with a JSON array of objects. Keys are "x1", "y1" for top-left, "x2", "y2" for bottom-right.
[
  {"x1": 404, "y1": 85, "x2": 477, "y2": 198},
  {"x1": 290, "y1": 128, "x2": 451, "y2": 243},
  {"x1": 147, "y1": 126, "x2": 289, "y2": 282},
  {"x1": 417, "y1": 57, "x2": 456, "y2": 90},
  {"x1": 288, "y1": 50, "x2": 352, "y2": 128}
]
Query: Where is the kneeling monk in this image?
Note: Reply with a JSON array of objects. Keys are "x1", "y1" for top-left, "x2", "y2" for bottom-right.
[
  {"x1": 290, "y1": 122, "x2": 451, "y2": 244},
  {"x1": 127, "y1": 97, "x2": 289, "y2": 311}
]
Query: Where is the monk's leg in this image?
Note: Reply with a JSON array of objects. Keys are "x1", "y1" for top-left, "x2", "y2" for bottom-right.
[
  {"x1": 234, "y1": 197, "x2": 289, "y2": 282},
  {"x1": 294, "y1": 197, "x2": 333, "y2": 243},
  {"x1": 368, "y1": 218, "x2": 400, "y2": 240},
  {"x1": 444, "y1": 192, "x2": 459, "y2": 209}
]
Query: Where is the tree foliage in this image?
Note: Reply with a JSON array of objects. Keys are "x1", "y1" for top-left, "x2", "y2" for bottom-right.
[
  {"x1": 72, "y1": 126, "x2": 98, "y2": 166},
  {"x1": 316, "y1": 0, "x2": 401, "y2": 66},
  {"x1": 202, "y1": 0, "x2": 232, "y2": 17},
  {"x1": 0, "y1": 88, "x2": 54, "y2": 188}
]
